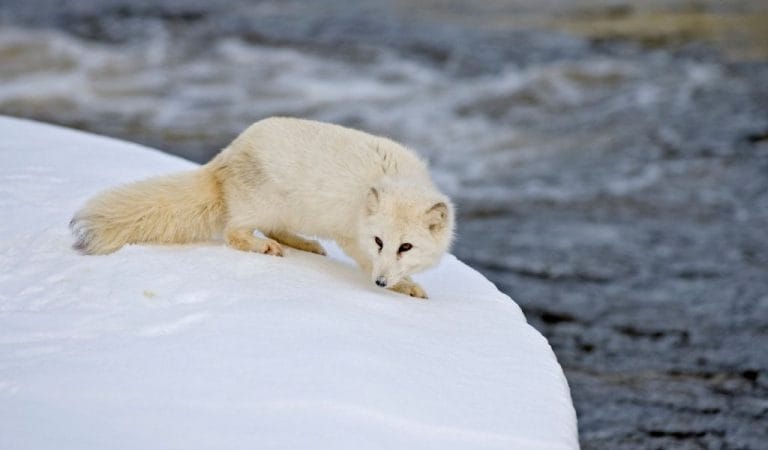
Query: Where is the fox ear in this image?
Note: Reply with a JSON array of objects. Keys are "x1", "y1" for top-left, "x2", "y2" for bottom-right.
[
  {"x1": 425, "y1": 202, "x2": 449, "y2": 234},
  {"x1": 366, "y1": 187, "x2": 380, "y2": 215}
]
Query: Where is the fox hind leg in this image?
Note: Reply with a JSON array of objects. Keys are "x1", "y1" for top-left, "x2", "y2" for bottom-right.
[
  {"x1": 266, "y1": 231, "x2": 326, "y2": 256},
  {"x1": 225, "y1": 227, "x2": 283, "y2": 256}
]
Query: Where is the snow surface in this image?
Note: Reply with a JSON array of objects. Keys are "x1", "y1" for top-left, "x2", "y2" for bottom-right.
[{"x1": 0, "y1": 116, "x2": 578, "y2": 450}]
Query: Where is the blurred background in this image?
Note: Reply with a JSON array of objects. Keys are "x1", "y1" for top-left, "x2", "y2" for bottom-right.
[{"x1": 2, "y1": 0, "x2": 767, "y2": 448}]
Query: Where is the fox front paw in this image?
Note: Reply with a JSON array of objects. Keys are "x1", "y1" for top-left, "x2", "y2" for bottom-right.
[{"x1": 390, "y1": 279, "x2": 428, "y2": 299}]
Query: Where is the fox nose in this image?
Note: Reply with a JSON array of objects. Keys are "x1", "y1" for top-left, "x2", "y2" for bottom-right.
[{"x1": 375, "y1": 276, "x2": 387, "y2": 288}]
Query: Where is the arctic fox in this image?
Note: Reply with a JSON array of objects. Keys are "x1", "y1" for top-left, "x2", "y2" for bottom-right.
[{"x1": 71, "y1": 117, "x2": 454, "y2": 298}]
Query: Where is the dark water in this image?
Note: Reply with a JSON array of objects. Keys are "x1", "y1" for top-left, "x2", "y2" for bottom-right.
[{"x1": 2, "y1": 1, "x2": 767, "y2": 448}]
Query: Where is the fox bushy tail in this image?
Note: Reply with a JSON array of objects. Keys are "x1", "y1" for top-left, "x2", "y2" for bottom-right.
[{"x1": 70, "y1": 164, "x2": 227, "y2": 255}]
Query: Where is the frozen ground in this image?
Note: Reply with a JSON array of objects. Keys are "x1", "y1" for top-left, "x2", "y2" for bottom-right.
[{"x1": 0, "y1": 116, "x2": 577, "y2": 450}]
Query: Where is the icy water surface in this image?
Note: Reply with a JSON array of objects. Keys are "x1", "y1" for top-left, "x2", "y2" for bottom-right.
[{"x1": 1, "y1": 1, "x2": 767, "y2": 448}]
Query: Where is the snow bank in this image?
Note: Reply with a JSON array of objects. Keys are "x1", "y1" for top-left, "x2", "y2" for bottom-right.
[{"x1": 0, "y1": 116, "x2": 578, "y2": 450}]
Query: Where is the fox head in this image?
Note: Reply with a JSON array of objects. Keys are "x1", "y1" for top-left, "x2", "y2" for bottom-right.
[{"x1": 358, "y1": 182, "x2": 454, "y2": 290}]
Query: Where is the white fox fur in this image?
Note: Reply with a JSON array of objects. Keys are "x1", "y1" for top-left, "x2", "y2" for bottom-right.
[{"x1": 71, "y1": 117, "x2": 454, "y2": 298}]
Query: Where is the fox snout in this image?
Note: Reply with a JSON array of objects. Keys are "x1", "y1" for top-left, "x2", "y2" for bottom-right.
[
  {"x1": 372, "y1": 269, "x2": 403, "y2": 289},
  {"x1": 372, "y1": 265, "x2": 398, "y2": 288}
]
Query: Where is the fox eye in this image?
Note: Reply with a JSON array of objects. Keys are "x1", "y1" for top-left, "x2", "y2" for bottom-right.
[
  {"x1": 374, "y1": 236, "x2": 383, "y2": 251},
  {"x1": 398, "y1": 243, "x2": 412, "y2": 253}
]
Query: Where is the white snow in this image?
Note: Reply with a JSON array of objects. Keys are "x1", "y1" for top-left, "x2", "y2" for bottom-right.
[{"x1": 0, "y1": 116, "x2": 578, "y2": 450}]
